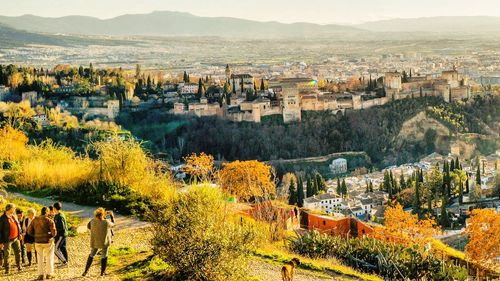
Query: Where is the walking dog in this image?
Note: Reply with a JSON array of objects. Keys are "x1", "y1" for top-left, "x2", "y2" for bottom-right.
[{"x1": 281, "y1": 257, "x2": 300, "y2": 281}]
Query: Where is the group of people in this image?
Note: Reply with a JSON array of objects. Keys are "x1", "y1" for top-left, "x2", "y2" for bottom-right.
[{"x1": 0, "y1": 201, "x2": 115, "y2": 280}]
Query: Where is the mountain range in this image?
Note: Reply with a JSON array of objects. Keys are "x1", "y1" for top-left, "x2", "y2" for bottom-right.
[
  {"x1": 0, "y1": 11, "x2": 361, "y2": 38},
  {"x1": 2, "y1": 11, "x2": 499, "y2": 39},
  {"x1": 355, "y1": 16, "x2": 500, "y2": 33},
  {"x1": 1, "y1": 12, "x2": 500, "y2": 48}
]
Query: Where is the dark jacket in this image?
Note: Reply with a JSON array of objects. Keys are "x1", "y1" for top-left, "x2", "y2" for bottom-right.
[
  {"x1": 54, "y1": 213, "x2": 68, "y2": 237},
  {"x1": 0, "y1": 213, "x2": 21, "y2": 243},
  {"x1": 27, "y1": 215, "x2": 57, "y2": 244}
]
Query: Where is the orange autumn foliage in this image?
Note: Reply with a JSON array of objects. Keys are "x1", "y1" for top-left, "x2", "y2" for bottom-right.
[
  {"x1": 374, "y1": 203, "x2": 440, "y2": 246},
  {"x1": 465, "y1": 208, "x2": 500, "y2": 264},
  {"x1": 183, "y1": 152, "x2": 214, "y2": 181},
  {"x1": 218, "y1": 160, "x2": 275, "y2": 202}
]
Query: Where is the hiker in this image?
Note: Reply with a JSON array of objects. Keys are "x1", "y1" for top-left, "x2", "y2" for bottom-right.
[
  {"x1": 16, "y1": 209, "x2": 27, "y2": 265},
  {"x1": 28, "y1": 206, "x2": 57, "y2": 280},
  {"x1": 82, "y1": 208, "x2": 114, "y2": 277},
  {"x1": 53, "y1": 202, "x2": 68, "y2": 266},
  {"x1": 0, "y1": 203, "x2": 23, "y2": 274},
  {"x1": 48, "y1": 206, "x2": 55, "y2": 220},
  {"x1": 22, "y1": 208, "x2": 36, "y2": 267}
]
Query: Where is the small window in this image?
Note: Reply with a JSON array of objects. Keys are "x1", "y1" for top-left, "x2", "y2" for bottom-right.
[{"x1": 323, "y1": 220, "x2": 326, "y2": 225}]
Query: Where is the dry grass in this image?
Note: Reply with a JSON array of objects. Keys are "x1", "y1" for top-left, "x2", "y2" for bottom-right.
[{"x1": 15, "y1": 140, "x2": 95, "y2": 190}]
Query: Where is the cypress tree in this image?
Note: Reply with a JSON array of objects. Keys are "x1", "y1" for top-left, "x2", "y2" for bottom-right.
[
  {"x1": 260, "y1": 78, "x2": 265, "y2": 91},
  {"x1": 306, "y1": 177, "x2": 313, "y2": 197},
  {"x1": 288, "y1": 178, "x2": 297, "y2": 205},
  {"x1": 336, "y1": 178, "x2": 341, "y2": 195},
  {"x1": 297, "y1": 177, "x2": 305, "y2": 207},
  {"x1": 197, "y1": 78, "x2": 204, "y2": 99},
  {"x1": 413, "y1": 181, "x2": 421, "y2": 217},
  {"x1": 315, "y1": 173, "x2": 326, "y2": 192},
  {"x1": 440, "y1": 194, "x2": 450, "y2": 227},
  {"x1": 458, "y1": 182, "x2": 463, "y2": 204},
  {"x1": 476, "y1": 165, "x2": 481, "y2": 186},
  {"x1": 399, "y1": 174, "x2": 406, "y2": 190},
  {"x1": 341, "y1": 179, "x2": 347, "y2": 198},
  {"x1": 450, "y1": 159, "x2": 455, "y2": 171},
  {"x1": 465, "y1": 178, "x2": 470, "y2": 193},
  {"x1": 369, "y1": 181, "x2": 374, "y2": 192}
]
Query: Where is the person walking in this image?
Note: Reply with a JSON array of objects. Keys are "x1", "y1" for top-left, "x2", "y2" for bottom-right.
[
  {"x1": 53, "y1": 202, "x2": 68, "y2": 266},
  {"x1": 28, "y1": 206, "x2": 57, "y2": 280},
  {"x1": 22, "y1": 208, "x2": 37, "y2": 267},
  {"x1": 16, "y1": 209, "x2": 27, "y2": 265},
  {"x1": 0, "y1": 203, "x2": 22, "y2": 274},
  {"x1": 82, "y1": 208, "x2": 114, "y2": 277}
]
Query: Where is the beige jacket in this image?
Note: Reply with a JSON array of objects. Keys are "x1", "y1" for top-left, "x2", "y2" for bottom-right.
[{"x1": 87, "y1": 218, "x2": 114, "y2": 249}]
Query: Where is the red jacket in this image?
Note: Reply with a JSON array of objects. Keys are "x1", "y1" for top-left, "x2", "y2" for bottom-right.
[{"x1": 0, "y1": 213, "x2": 21, "y2": 243}]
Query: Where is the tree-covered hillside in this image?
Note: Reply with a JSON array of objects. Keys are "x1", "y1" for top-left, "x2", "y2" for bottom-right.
[{"x1": 119, "y1": 95, "x2": 498, "y2": 167}]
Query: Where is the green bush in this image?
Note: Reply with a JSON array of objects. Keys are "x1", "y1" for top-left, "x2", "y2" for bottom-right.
[
  {"x1": 289, "y1": 230, "x2": 466, "y2": 281},
  {"x1": 151, "y1": 186, "x2": 256, "y2": 281}
]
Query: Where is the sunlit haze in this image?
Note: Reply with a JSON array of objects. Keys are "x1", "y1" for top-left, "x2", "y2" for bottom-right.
[{"x1": 2, "y1": 0, "x2": 500, "y2": 24}]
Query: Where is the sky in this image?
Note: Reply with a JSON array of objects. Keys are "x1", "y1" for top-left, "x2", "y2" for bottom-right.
[{"x1": 2, "y1": 0, "x2": 500, "y2": 24}]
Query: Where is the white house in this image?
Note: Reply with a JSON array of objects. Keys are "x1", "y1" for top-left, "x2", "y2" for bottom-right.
[
  {"x1": 350, "y1": 206, "x2": 365, "y2": 217},
  {"x1": 179, "y1": 83, "x2": 198, "y2": 94},
  {"x1": 317, "y1": 193, "x2": 344, "y2": 213},
  {"x1": 303, "y1": 197, "x2": 321, "y2": 210},
  {"x1": 359, "y1": 199, "x2": 374, "y2": 214},
  {"x1": 330, "y1": 158, "x2": 348, "y2": 175}
]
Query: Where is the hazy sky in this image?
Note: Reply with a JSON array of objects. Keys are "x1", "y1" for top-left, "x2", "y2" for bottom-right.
[{"x1": 2, "y1": 0, "x2": 500, "y2": 24}]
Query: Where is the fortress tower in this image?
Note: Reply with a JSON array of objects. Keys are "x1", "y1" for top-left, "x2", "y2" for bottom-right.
[
  {"x1": 282, "y1": 87, "x2": 301, "y2": 123},
  {"x1": 383, "y1": 71, "x2": 402, "y2": 90}
]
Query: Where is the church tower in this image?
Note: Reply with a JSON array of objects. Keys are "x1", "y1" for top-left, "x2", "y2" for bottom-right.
[{"x1": 225, "y1": 64, "x2": 231, "y2": 80}]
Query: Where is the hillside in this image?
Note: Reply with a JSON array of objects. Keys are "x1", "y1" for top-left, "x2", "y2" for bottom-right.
[
  {"x1": 0, "y1": 11, "x2": 363, "y2": 38},
  {"x1": 117, "y1": 95, "x2": 499, "y2": 169},
  {"x1": 396, "y1": 111, "x2": 451, "y2": 154},
  {"x1": 0, "y1": 24, "x2": 140, "y2": 47},
  {"x1": 355, "y1": 16, "x2": 500, "y2": 34}
]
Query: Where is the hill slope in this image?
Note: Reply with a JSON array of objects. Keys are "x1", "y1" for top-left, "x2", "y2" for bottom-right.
[
  {"x1": 0, "y1": 11, "x2": 363, "y2": 38},
  {"x1": 355, "y1": 16, "x2": 500, "y2": 34},
  {"x1": 0, "y1": 24, "x2": 141, "y2": 47}
]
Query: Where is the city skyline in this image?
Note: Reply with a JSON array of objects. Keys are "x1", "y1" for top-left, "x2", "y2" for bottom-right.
[{"x1": 2, "y1": 0, "x2": 500, "y2": 25}]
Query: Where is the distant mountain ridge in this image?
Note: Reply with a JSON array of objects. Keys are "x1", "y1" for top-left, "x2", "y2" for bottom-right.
[
  {"x1": 355, "y1": 16, "x2": 500, "y2": 33},
  {"x1": 1, "y1": 12, "x2": 499, "y2": 40},
  {"x1": 0, "y1": 23, "x2": 140, "y2": 48},
  {"x1": 0, "y1": 11, "x2": 362, "y2": 38}
]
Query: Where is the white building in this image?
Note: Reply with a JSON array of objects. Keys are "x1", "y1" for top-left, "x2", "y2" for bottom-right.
[
  {"x1": 303, "y1": 197, "x2": 321, "y2": 210},
  {"x1": 359, "y1": 199, "x2": 374, "y2": 214},
  {"x1": 230, "y1": 74, "x2": 254, "y2": 93},
  {"x1": 179, "y1": 83, "x2": 198, "y2": 94},
  {"x1": 330, "y1": 158, "x2": 348, "y2": 175}
]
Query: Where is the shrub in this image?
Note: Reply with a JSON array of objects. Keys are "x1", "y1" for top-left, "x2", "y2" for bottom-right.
[
  {"x1": 15, "y1": 140, "x2": 94, "y2": 190},
  {"x1": 151, "y1": 186, "x2": 256, "y2": 281},
  {"x1": 289, "y1": 231, "x2": 466, "y2": 280}
]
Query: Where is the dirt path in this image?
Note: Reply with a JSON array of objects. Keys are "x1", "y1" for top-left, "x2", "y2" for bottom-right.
[
  {"x1": 10, "y1": 192, "x2": 150, "y2": 232},
  {"x1": 249, "y1": 260, "x2": 358, "y2": 281},
  {"x1": 3, "y1": 192, "x2": 152, "y2": 281}
]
